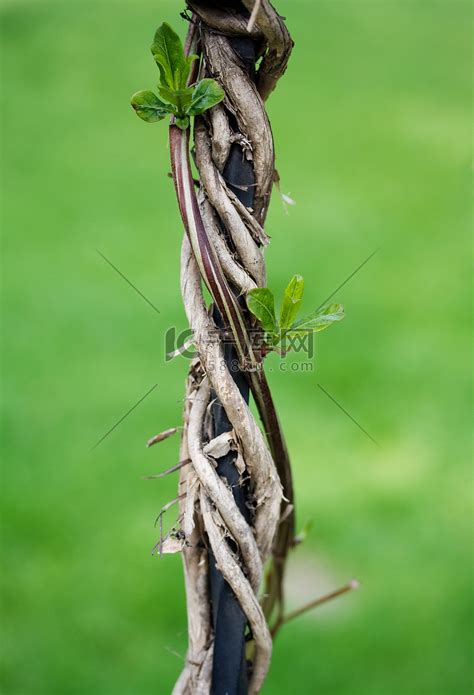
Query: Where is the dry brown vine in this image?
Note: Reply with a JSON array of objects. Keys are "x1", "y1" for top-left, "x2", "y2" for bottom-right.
[
  {"x1": 130, "y1": 4, "x2": 359, "y2": 690},
  {"x1": 165, "y1": 3, "x2": 296, "y2": 693}
]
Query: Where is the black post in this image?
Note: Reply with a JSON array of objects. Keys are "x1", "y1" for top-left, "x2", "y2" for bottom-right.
[{"x1": 208, "y1": 34, "x2": 258, "y2": 695}]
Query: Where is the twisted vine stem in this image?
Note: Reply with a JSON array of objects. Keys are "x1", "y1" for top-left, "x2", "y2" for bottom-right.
[{"x1": 169, "y1": 3, "x2": 294, "y2": 692}]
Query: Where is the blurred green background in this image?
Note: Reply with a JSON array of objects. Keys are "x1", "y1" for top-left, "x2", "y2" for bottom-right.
[{"x1": 1, "y1": 1, "x2": 472, "y2": 693}]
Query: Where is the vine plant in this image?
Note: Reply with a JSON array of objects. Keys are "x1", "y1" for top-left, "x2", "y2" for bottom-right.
[
  {"x1": 131, "y1": 6, "x2": 349, "y2": 694},
  {"x1": 246, "y1": 274, "x2": 344, "y2": 354}
]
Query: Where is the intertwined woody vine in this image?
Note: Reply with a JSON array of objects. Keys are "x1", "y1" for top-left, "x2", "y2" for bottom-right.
[{"x1": 131, "y1": 3, "x2": 347, "y2": 693}]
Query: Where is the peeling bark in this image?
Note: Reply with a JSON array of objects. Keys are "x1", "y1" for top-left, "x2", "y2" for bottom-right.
[{"x1": 171, "y1": 4, "x2": 294, "y2": 692}]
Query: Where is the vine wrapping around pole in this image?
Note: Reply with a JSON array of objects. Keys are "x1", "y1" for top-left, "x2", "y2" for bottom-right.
[
  {"x1": 170, "y1": 4, "x2": 294, "y2": 692},
  {"x1": 130, "y1": 6, "x2": 357, "y2": 692}
]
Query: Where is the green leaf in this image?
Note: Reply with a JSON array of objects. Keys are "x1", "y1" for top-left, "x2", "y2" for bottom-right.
[
  {"x1": 151, "y1": 23, "x2": 195, "y2": 90},
  {"x1": 186, "y1": 78, "x2": 225, "y2": 116},
  {"x1": 151, "y1": 23, "x2": 183, "y2": 89},
  {"x1": 246, "y1": 288, "x2": 277, "y2": 333},
  {"x1": 288, "y1": 303, "x2": 345, "y2": 335},
  {"x1": 158, "y1": 85, "x2": 193, "y2": 109},
  {"x1": 279, "y1": 274, "x2": 304, "y2": 330},
  {"x1": 175, "y1": 115, "x2": 190, "y2": 130},
  {"x1": 130, "y1": 90, "x2": 171, "y2": 123}
]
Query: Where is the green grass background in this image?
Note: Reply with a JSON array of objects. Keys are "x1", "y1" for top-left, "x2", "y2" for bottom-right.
[{"x1": 1, "y1": 1, "x2": 472, "y2": 693}]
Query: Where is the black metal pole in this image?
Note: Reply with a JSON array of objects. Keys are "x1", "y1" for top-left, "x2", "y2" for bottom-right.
[{"x1": 208, "y1": 34, "x2": 258, "y2": 695}]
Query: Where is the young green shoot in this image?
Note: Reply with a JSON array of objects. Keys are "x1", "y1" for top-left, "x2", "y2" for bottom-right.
[
  {"x1": 130, "y1": 23, "x2": 224, "y2": 129},
  {"x1": 246, "y1": 274, "x2": 345, "y2": 353}
]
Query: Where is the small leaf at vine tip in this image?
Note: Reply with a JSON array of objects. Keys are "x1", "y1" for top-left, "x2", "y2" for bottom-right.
[
  {"x1": 177, "y1": 53, "x2": 199, "y2": 89},
  {"x1": 186, "y1": 78, "x2": 225, "y2": 116},
  {"x1": 158, "y1": 85, "x2": 193, "y2": 110},
  {"x1": 175, "y1": 115, "x2": 190, "y2": 130},
  {"x1": 279, "y1": 274, "x2": 305, "y2": 330},
  {"x1": 131, "y1": 90, "x2": 171, "y2": 122},
  {"x1": 246, "y1": 287, "x2": 277, "y2": 333},
  {"x1": 151, "y1": 23, "x2": 192, "y2": 90},
  {"x1": 288, "y1": 303, "x2": 345, "y2": 335}
]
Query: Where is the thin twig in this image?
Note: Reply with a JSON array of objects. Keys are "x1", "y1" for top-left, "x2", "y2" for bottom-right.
[
  {"x1": 153, "y1": 493, "x2": 187, "y2": 557},
  {"x1": 154, "y1": 493, "x2": 187, "y2": 528},
  {"x1": 164, "y1": 645, "x2": 185, "y2": 662},
  {"x1": 143, "y1": 459, "x2": 191, "y2": 480},
  {"x1": 271, "y1": 580, "x2": 360, "y2": 638},
  {"x1": 146, "y1": 427, "x2": 179, "y2": 448}
]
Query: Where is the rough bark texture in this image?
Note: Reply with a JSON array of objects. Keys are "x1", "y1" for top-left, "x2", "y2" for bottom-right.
[{"x1": 170, "y1": 3, "x2": 294, "y2": 693}]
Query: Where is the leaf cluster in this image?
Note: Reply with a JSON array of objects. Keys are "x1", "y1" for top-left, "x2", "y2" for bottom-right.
[
  {"x1": 131, "y1": 23, "x2": 225, "y2": 129},
  {"x1": 246, "y1": 275, "x2": 345, "y2": 351}
]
